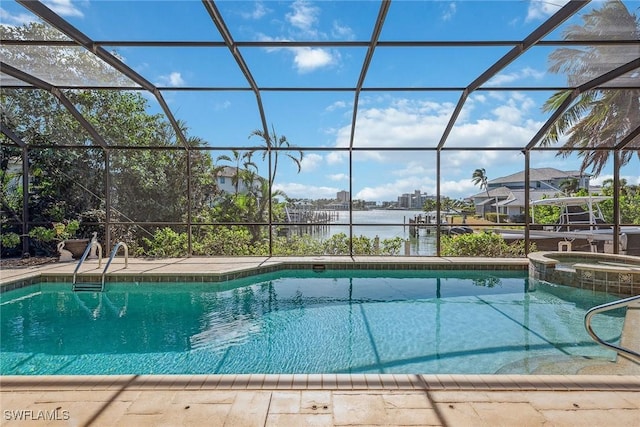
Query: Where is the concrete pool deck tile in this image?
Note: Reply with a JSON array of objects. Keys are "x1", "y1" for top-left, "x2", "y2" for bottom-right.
[
  {"x1": 179, "y1": 389, "x2": 238, "y2": 405},
  {"x1": 472, "y1": 401, "x2": 548, "y2": 427},
  {"x1": 332, "y1": 393, "x2": 388, "y2": 425},
  {"x1": 528, "y1": 390, "x2": 638, "y2": 410},
  {"x1": 178, "y1": 403, "x2": 236, "y2": 427},
  {"x1": 265, "y1": 413, "x2": 334, "y2": 427},
  {"x1": 300, "y1": 390, "x2": 332, "y2": 414},
  {"x1": 617, "y1": 390, "x2": 640, "y2": 408},
  {"x1": 438, "y1": 401, "x2": 490, "y2": 427},
  {"x1": 429, "y1": 390, "x2": 492, "y2": 403},
  {"x1": 540, "y1": 407, "x2": 640, "y2": 427},
  {"x1": 267, "y1": 391, "x2": 301, "y2": 413},
  {"x1": 386, "y1": 405, "x2": 441, "y2": 426},
  {"x1": 223, "y1": 391, "x2": 271, "y2": 427},
  {"x1": 382, "y1": 391, "x2": 431, "y2": 409}
]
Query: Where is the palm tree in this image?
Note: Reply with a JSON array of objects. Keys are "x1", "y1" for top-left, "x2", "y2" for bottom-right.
[
  {"x1": 559, "y1": 178, "x2": 579, "y2": 196},
  {"x1": 215, "y1": 150, "x2": 257, "y2": 196},
  {"x1": 540, "y1": 0, "x2": 640, "y2": 176},
  {"x1": 249, "y1": 125, "x2": 303, "y2": 188},
  {"x1": 472, "y1": 168, "x2": 499, "y2": 223}
]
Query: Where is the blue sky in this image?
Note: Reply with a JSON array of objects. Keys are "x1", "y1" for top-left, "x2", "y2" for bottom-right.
[{"x1": 2, "y1": 0, "x2": 639, "y2": 202}]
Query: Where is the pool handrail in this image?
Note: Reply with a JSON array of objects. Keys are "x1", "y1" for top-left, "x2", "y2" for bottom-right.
[
  {"x1": 584, "y1": 295, "x2": 640, "y2": 363},
  {"x1": 72, "y1": 239, "x2": 103, "y2": 285},
  {"x1": 100, "y1": 242, "x2": 128, "y2": 290}
]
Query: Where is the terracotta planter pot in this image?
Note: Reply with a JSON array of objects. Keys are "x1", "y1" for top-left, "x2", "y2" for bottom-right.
[{"x1": 62, "y1": 239, "x2": 90, "y2": 259}]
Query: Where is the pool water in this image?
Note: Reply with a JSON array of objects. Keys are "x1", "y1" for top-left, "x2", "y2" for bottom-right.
[{"x1": 0, "y1": 270, "x2": 625, "y2": 375}]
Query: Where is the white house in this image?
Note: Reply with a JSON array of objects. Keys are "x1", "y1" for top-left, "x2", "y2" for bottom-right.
[
  {"x1": 471, "y1": 168, "x2": 591, "y2": 220},
  {"x1": 215, "y1": 166, "x2": 263, "y2": 195}
]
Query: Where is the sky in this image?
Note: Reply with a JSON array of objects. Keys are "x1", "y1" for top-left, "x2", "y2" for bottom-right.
[{"x1": 2, "y1": 0, "x2": 639, "y2": 203}]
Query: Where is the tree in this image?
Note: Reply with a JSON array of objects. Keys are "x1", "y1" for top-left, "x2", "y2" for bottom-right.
[
  {"x1": 559, "y1": 178, "x2": 579, "y2": 195},
  {"x1": 215, "y1": 150, "x2": 257, "y2": 196},
  {"x1": 472, "y1": 168, "x2": 499, "y2": 223},
  {"x1": 1, "y1": 20, "x2": 218, "y2": 253},
  {"x1": 540, "y1": 0, "x2": 640, "y2": 176},
  {"x1": 600, "y1": 178, "x2": 640, "y2": 224},
  {"x1": 249, "y1": 125, "x2": 303, "y2": 188}
]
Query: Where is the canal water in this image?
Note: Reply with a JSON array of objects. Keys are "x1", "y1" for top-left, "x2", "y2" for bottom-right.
[{"x1": 322, "y1": 209, "x2": 436, "y2": 256}]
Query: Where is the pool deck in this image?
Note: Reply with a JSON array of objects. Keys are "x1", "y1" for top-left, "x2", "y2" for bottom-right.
[{"x1": 1, "y1": 256, "x2": 639, "y2": 426}]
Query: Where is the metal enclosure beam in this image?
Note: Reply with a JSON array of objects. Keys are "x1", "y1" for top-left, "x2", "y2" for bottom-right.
[
  {"x1": 437, "y1": 0, "x2": 589, "y2": 150},
  {"x1": 16, "y1": 0, "x2": 191, "y2": 151}
]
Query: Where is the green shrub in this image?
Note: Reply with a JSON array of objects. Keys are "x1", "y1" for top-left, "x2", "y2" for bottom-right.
[
  {"x1": 140, "y1": 227, "x2": 189, "y2": 257},
  {"x1": 1, "y1": 232, "x2": 20, "y2": 249},
  {"x1": 441, "y1": 231, "x2": 533, "y2": 257},
  {"x1": 194, "y1": 226, "x2": 264, "y2": 256}
]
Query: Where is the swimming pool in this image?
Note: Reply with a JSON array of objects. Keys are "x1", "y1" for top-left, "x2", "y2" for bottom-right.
[{"x1": 0, "y1": 270, "x2": 625, "y2": 375}]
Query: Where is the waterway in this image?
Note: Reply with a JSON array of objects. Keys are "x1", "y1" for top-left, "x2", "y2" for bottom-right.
[{"x1": 322, "y1": 209, "x2": 436, "y2": 256}]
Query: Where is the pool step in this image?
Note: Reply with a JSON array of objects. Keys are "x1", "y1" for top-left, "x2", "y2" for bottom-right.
[
  {"x1": 495, "y1": 355, "x2": 616, "y2": 375},
  {"x1": 72, "y1": 282, "x2": 103, "y2": 292}
]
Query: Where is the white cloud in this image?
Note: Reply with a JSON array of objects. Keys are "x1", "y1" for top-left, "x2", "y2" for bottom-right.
[
  {"x1": 0, "y1": 9, "x2": 36, "y2": 26},
  {"x1": 274, "y1": 182, "x2": 338, "y2": 199},
  {"x1": 255, "y1": 36, "x2": 337, "y2": 73},
  {"x1": 214, "y1": 100, "x2": 231, "y2": 111},
  {"x1": 156, "y1": 72, "x2": 185, "y2": 87},
  {"x1": 292, "y1": 47, "x2": 335, "y2": 72},
  {"x1": 326, "y1": 100, "x2": 348, "y2": 112},
  {"x1": 526, "y1": 0, "x2": 570, "y2": 22},
  {"x1": 487, "y1": 67, "x2": 546, "y2": 86},
  {"x1": 589, "y1": 174, "x2": 640, "y2": 187},
  {"x1": 326, "y1": 151, "x2": 347, "y2": 165},
  {"x1": 325, "y1": 93, "x2": 553, "y2": 200},
  {"x1": 328, "y1": 173, "x2": 349, "y2": 182},
  {"x1": 43, "y1": 0, "x2": 84, "y2": 18},
  {"x1": 332, "y1": 21, "x2": 355, "y2": 40},
  {"x1": 442, "y1": 2, "x2": 457, "y2": 21},
  {"x1": 300, "y1": 153, "x2": 323, "y2": 171},
  {"x1": 241, "y1": 1, "x2": 269, "y2": 20},
  {"x1": 255, "y1": 1, "x2": 352, "y2": 73},
  {"x1": 286, "y1": 0, "x2": 319, "y2": 33}
]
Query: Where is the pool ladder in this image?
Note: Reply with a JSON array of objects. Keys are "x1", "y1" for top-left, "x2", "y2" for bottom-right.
[
  {"x1": 72, "y1": 241, "x2": 128, "y2": 292},
  {"x1": 584, "y1": 295, "x2": 640, "y2": 363}
]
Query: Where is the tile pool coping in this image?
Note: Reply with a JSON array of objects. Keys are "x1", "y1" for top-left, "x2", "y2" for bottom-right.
[
  {"x1": 2, "y1": 373, "x2": 639, "y2": 392},
  {"x1": 0, "y1": 256, "x2": 530, "y2": 293}
]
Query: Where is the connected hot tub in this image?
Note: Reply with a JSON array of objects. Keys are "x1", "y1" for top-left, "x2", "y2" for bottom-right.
[{"x1": 529, "y1": 251, "x2": 640, "y2": 296}]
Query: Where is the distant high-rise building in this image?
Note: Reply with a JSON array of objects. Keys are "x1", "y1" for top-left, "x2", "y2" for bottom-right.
[
  {"x1": 397, "y1": 190, "x2": 431, "y2": 209},
  {"x1": 337, "y1": 190, "x2": 350, "y2": 203}
]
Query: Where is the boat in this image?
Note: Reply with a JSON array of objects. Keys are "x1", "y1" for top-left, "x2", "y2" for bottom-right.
[{"x1": 497, "y1": 195, "x2": 640, "y2": 255}]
